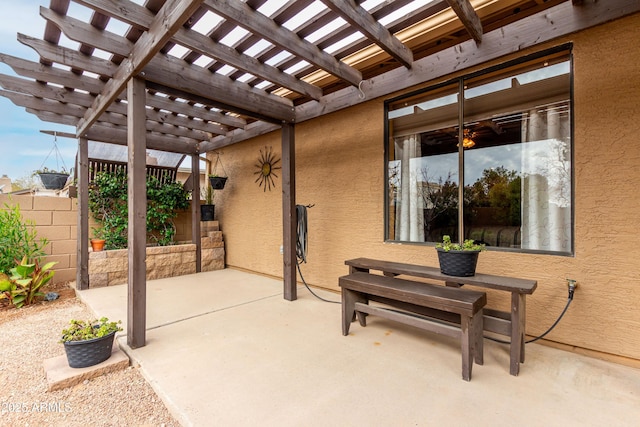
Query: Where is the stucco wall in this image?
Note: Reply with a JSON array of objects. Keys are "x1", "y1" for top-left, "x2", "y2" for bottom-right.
[{"x1": 214, "y1": 14, "x2": 640, "y2": 363}]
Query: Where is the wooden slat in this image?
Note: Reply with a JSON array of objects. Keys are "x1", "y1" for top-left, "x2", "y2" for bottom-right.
[
  {"x1": 77, "y1": 0, "x2": 205, "y2": 137},
  {"x1": 354, "y1": 302, "x2": 461, "y2": 339},
  {"x1": 19, "y1": 30, "x2": 293, "y2": 124},
  {"x1": 0, "y1": 74, "x2": 215, "y2": 140},
  {"x1": 445, "y1": 0, "x2": 483, "y2": 43},
  {"x1": 0, "y1": 54, "x2": 241, "y2": 129},
  {"x1": 203, "y1": 0, "x2": 363, "y2": 87},
  {"x1": 46, "y1": 2, "x2": 321, "y2": 100},
  {"x1": 321, "y1": 0, "x2": 413, "y2": 68}
]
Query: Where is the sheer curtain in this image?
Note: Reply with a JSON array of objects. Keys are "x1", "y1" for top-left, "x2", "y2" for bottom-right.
[
  {"x1": 394, "y1": 134, "x2": 424, "y2": 241},
  {"x1": 521, "y1": 104, "x2": 571, "y2": 251}
]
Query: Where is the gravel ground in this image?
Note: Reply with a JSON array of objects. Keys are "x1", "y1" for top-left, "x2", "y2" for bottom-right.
[{"x1": 0, "y1": 290, "x2": 179, "y2": 427}]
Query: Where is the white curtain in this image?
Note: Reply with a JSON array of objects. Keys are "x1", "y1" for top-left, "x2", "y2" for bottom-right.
[
  {"x1": 521, "y1": 105, "x2": 571, "y2": 251},
  {"x1": 394, "y1": 134, "x2": 424, "y2": 241}
]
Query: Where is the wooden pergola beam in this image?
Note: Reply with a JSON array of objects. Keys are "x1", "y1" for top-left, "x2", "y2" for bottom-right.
[
  {"x1": 43, "y1": 3, "x2": 322, "y2": 101},
  {"x1": 0, "y1": 74, "x2": 216, "y2": 140},
  {"x1": 445, "y1": 0, "x2": 483, "y2": 43},
  {"x1": 76, "y1": 0, "x2": 206, "y2": 137},
  {"x1": 28, "y1": 109, "x2": 200, "y2": 154},
  {"x1": 321, "y1": 0, "x2": 413, "y2": 68},
  {"x1": 203, "y1": 0, "x2": 363, "y2": 87},
  {"x1": 19, "y1": 31, "x2": 294, "y2": 124}
]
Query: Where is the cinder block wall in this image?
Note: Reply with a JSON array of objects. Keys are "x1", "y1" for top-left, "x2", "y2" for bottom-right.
[
  {"x1": 0, "y1": 194, "x2": 77, "y2": 283},
  {"x1": 0, "y1": 194, "x2": 201, "y2": 284}
]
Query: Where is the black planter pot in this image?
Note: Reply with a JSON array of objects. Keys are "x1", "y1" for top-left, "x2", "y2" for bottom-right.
[
  {"x1": 63, "y1": 331, "x2": 116, "y2": 368},
  {"x1": 38, "y1": 172, "x2": 69, "y2": 190},
  {"x1": 209, "y1": 176, "x2": 227, "y2": 190},
  {"x1": 201, "y1": 204, "x2": 215, "y2": 221},
  {"x1": 436, "y1": 248, "x2": 480, "y2": 277}
]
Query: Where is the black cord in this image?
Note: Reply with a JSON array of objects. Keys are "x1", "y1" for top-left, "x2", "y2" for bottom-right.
[
  {"x1": 296, "y1": 261, "x2": 340, "y2": 304},
  {"x1": 484, "y1": 297, "x2": 573, "y2": 345},
  {"x1": 295, "y1": 204, "x2": 340, "y2": 304}
]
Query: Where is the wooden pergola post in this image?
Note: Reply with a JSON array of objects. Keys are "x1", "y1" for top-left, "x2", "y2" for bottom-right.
[
  {"x1": 192, "y1": 154, "x2": 202, "y2": 272},
  {"x1": 76, "y1": 137, "x2": 89, "y2": 290},
  {"x1": 127, "y1": 76, "x2": 147, "y2": 348},
  {"x1": 282, "y1": 123, "x2": 296, "y2": 301}
]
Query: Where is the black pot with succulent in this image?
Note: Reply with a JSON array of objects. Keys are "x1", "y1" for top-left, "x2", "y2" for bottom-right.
[
  {"x1": 435, "y1": 235, "x2": 485, "y2": 277},
  {"x1": 60, "y1": 317, "x2": 123, "y2": 368}
]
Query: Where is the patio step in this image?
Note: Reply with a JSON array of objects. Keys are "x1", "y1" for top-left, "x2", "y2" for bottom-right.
[{"x1": 43, "y1": 343, "x2": 129, "y2": 391}]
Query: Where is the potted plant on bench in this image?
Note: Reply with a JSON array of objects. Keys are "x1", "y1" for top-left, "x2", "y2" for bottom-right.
[{"x1": 435, "y1": 235, "x2": 485, "y2": 277}]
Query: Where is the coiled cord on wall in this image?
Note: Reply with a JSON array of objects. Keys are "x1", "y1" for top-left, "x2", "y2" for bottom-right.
[{"x1": 295, "y1": 204, "x2": 340, "y2": 304}]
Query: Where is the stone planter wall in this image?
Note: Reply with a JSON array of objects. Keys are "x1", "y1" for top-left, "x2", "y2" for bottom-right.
[{"x1": 89, "y1": 221, "x2": 225, "y2": 287}]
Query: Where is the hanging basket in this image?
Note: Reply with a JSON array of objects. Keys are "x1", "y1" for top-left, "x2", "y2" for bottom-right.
[
  {"x1": 209, "y1": 176, "x2": 227, "y2": 190},
  {"x1": 436, "y1": 248, "x2": 480, "y2": 277},
  {"x1": 38, "y1": 172, "x2": 70, "y2": 190},
  {"x1": 208, "y1": 153, "x2": 228, "y2": 190},
  {"x1": 63, "y1": 331, "x2": 116, "y2": 368}
]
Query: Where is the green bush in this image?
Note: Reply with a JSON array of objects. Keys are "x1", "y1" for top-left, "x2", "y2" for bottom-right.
[
  {"x1": 88, "y1": 170, "x2": 191, "y2": 249},
  {"x1": 0, "y1": 256, "x2": 57, "y2": 308},
  {"x1": 0, "y1": 203, "x2": 49, "y2": 275}
]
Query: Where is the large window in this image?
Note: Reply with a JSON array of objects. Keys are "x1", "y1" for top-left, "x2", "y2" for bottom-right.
[{"x1": 385, "y1": 49, "x2": 573, "y2": 254}]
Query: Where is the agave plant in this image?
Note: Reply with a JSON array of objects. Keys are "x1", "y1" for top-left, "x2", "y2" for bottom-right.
[{"x1": 0, "y1": 257, "x2": 57, "y2": 308}]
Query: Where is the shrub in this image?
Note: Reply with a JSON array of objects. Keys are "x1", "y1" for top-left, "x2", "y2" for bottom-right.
[
  {"x1": 88, "y1": 170, "x2": 191, "y2": 249},
  {"x1": 0, "y1": 203, "x2": 48, "y2": 275},
  {"x1": 0, "y1": 256, "x2": 57, "y2": 308}
]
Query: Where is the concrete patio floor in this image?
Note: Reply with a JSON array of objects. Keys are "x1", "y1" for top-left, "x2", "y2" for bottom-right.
[{"x1": 77, "y1": 269, "x2": 640, "y2": 427}]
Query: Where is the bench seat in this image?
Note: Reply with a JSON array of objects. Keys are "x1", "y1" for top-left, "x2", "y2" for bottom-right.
[{"x1": 339, "y1": 271, "x2": 487, "y2": 381}]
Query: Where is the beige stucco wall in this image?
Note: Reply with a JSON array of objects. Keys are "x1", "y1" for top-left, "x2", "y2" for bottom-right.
[{"x1": 214, "y1": 13, "x2": 640, "y2": 363}]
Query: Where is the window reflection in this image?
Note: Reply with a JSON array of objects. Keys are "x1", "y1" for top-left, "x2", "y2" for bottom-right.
[{"x1": 386, "y1": 52, "x2": 572, "y2": 254}]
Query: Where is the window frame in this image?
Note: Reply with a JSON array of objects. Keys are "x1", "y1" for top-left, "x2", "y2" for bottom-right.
[{"x1": 383, "y1": 45, "x2": 575, "y2": 256}]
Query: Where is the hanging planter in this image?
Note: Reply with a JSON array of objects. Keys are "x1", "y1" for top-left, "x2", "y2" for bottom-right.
[
  {"x1": 38, "y1": 171, "x2": 70, "y2": 190},
  {"x1": 208, "y1": 152, "x2": 228, "y2": 190},
  {"x1": 34, "y1": 132, "x2": 70, "y2": 190},
  {"x1": 209, "y1": 176, "x2": 227, "y2": 190}
]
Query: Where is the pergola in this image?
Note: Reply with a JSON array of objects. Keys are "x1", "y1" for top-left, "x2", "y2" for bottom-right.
[{"x1": 0, "y1": 0, "x2": 636, "y2": 348}]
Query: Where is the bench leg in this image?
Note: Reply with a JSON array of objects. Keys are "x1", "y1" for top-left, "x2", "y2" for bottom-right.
[
  {"x1": 460, "y1": 315, "x2": 473, "y2": 381},
  {"x1": 510, "y1": 293, "x2": 526, "y2": 376},
  {"x1": 341, "y1": 288, "x2": 368, "y2": 335},
  {"x1": 472, "y1": 310, "x2": 484, "y2": 365}
]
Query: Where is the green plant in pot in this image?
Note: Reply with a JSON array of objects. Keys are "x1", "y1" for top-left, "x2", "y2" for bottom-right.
[
  {"x1": 200, "y1": 184, "x2": 215, "y2": 221},
  {"x1": 435, "y1": 235, "x2": 485, "y2": 277},
  {"x1": 60, "y1": 317, "x2": 122, "y2": 368}
]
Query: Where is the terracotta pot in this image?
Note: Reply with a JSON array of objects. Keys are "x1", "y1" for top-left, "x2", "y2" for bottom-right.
[{"x1": 91, "y1": 239, "x2": 106, "y2": 252}]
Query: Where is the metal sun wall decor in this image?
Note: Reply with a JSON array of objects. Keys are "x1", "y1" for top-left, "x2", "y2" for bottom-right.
[{"x1": 254, "y1": 146, "x2": 281, "y2": 192}]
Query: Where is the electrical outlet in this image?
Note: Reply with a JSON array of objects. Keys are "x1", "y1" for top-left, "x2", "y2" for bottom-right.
[
  {"x1": 566, "y1": 278, "x2": 578, "y2": 299},
  {"x1": 279, "y1": 245, "x2": 283, "y2": 255}
]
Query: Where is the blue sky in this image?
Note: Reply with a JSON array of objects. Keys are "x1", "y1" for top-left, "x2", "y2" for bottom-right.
[{"x1": 0, "y1": 1, "x2": 77, "y2": 182}]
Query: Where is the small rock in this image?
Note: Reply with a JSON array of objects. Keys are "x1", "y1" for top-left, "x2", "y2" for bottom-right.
[{"x1": 45, "y1": 292, "x2": 59, "y2": 301}]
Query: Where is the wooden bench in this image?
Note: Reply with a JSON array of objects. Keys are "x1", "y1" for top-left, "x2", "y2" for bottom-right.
[
  {"x1": 339, "y1": 271, "x2": 487, "y2": 381},
  {"x1": 345, "y1": 258, "x2": 537, "y2": 376}
]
